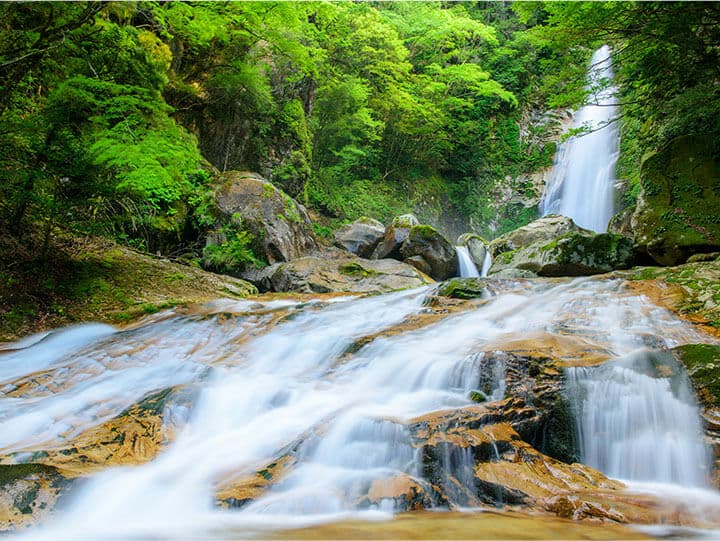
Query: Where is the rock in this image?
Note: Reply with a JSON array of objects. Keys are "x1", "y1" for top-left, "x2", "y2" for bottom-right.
[
  {"x1": 489, "y1": 231, "x2": 634, "y2": 277},
  {"x1": 687, "y1": 252, "x2": 720, "y2": 263},
  {"x1": 372, "y1": 214, "x2": 419, "y2": 260},
  {"x1": 489, "y1": 215, "x2": 589, "y2": 258},
  {"x1": 333, "y1": 217, "x2": 385, "y2": 258},
  {"x1": 632, "y1": 136, "x2": 720, "y2": 266},
  {"x1": 0, "y1": 464, "x2": 74, "y2": 531},
  {"x1": 436, "y1": 278, "x2": 490, "y2": 300},
  {"x1": 403, "y1": 255, "x2": 433, "y2": 276},
  {"x1": 457, "y1": 233, "x2": 489, "y2": 269},
  {"x1": 212, "y1": 171, "x2": 319, "y2": 265},
  {"x1": 490, "y1": 268, "x2": 538, "y2": 279},
  {"x1": 608, "y1": 207, "x2": 635, "y2": 238},
  {"x1": 358, "y1": 473, "x2": 433, "y2": 511},
  {"x1": 254, "y1": 252, "x2": 433, "y2": 294},
  {"x1": 399, "y1": 225, "x2": 458, "y2": 280}
]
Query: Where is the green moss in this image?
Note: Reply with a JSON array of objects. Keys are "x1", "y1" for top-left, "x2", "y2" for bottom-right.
[
  {"x1": 261, "y1": 183, "x2": 275, "y2": 199},
  {"x1": 672, "y1": 344, "x2": 720, "y2": 409},
  {"x1": 409, "y1": 224, "x2": 440, "y2": 241},
  {"x1": 339, "y1": 262, "x2": 378, "y2": 278},
  {"x1": 0, "y1": 464, "x2": 60, "y2": 487},
  {"x1": 437, "y1": 278, "x2": 487, "y2": 299},
  {"x1": 469, "y1": 390, "x2": 487, "y2": 403}
]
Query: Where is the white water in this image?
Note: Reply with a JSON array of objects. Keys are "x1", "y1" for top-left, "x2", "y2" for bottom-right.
[
  {"x1": 1, "y1": 278, "x2": 717, "y2": 539},
  {"x1": 456, "y1": 246, "x2": 480, "y2": 278},
  {"x1": 540, "y1": 45, "x2": 620, "y2": 232},
  {"x1": 480, "y1": 251, "x2": 492, "y2": 278},
  {"x1": 566, "y1": 352, "x2": 711, "y2": 487}
]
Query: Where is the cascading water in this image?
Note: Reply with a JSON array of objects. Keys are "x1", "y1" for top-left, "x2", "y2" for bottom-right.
[
  {"x1": 565, "y1": 351, "x2": 711, "y2": 487},
  {"x1": 456, "y1": 246, "x2": 480, "y2": 278},
  {"x1": 1, "y1": 277, "x2": 718, "y2": 539},
  {"x1": 540, "y1": 45, "x2": 620, "y2": 232}
]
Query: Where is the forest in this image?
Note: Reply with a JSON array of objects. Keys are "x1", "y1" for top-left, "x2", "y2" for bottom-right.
[{"x1": 1, "y1": 1, "x2": 719, "y2": 332}]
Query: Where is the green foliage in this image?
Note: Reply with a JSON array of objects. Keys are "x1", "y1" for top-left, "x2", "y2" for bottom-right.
[{"x1": 202, "y1": 230, "x2": 263, "y2": 275}]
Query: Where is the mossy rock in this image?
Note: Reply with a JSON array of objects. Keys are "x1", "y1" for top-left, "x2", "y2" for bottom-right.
[
  {"x1": 437, "y1": 278, "x2": 489, "y2": 300},
  {"x1": 489, "y1": 231, "x2": 634, "y2": 277},
  {"x1": 671, "y1": 344, "x2": 720, "y2": 409},
  {"x1": 631, "y1": 136, "x2": 720, "y2": 266},
  {"x1": 372, "y1": 214, "x2": 420, "y2": 260},
  {"x1": 399, "y1": 225, "x2": 458, "y2": 280}
]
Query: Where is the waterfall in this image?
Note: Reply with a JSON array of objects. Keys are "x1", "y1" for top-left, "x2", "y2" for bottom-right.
[
  {"x1": 540, "y1": 45, "x2": 620, "y2": 233},
  {"x1": 480, "y1": 251, "x2": 492, "y2": 278},
  {"x1": 565, "y1": 352, "x2": 711, "y2": 487},
  {"x1": 2, "y1": 278, "x2": 718, "y2": 539},
  {"x1": 456, "y1": 246, "x2": 480, "y2": 278}
]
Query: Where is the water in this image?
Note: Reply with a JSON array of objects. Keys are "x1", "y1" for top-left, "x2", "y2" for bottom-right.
[
  {"x1": 566, "y1": 352, "x2": 711, "y2": 487},
  {"x1": 540, "y1": 45, "x2": 619, "y2": 232},
  {"x1": 1, "y1": 278, "x2": 717, "y2": 539},
  {"x1": 480, "y1": 251, "x2": 492, "y2": 278},
  {"x1": 455, "y1": 246, "x2": 492, "y2": 278},
  {"x1": 456, "y1": 246, "x2": 480, "y2": 278}
]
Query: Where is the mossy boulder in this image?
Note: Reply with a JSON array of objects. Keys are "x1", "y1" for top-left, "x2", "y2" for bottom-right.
[
  {"x1": 457, "y1": 233, "x2": 489, "y2": 270},
  {"x1": 489, "y1": 231, "x2": 634, "y2": 277},
  {"x1": 372, "y1": 214, "x2": 420, "y2": 260},
  {"x1": 212, "y1": 171, "x2": 319, "y2": 265},
  {"x1": 399, "y1": 225, "x2": 458, "y2": 280},
  {"x1": 437, "y1": 278, "x2": 490, "y2": 300},
  {"x1": 489, "y1": 215, "x2": 589, "y2": 257},
  {"x1": 332, "y1": 217, "x2": 385, "y2": 258},
  {"x1": 631, "y1": 136, "x2": 720, "y2": 266}
]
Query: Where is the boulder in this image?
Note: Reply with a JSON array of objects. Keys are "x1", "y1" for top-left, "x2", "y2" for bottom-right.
[
  {"x1": 489, "y1": 215, "x2": 589, "y2": 257},
  {"x1": 399, "y1": 225, "x2": 458, "y2": 280},
  {"x1": 333, "y1": 217, "x2": 385, "y2": 258},
  {"x1": 436, "y1": 278, "x2": 490, "y2": 300},
  {"x1": 632, "y1": 136, "x2": 720, "y2": 266},
  {"x1": 372, "y1": 214, "x2": 419, "y2": 260},
  {"x1": 489, "y1": 231, "x2": 634, "y2": 277},
  {"x1": 457, "y1": 233, "x2": 489, "y2": 270},
  {"x1": 247, "y1": 252, "x2": 433, "y2": 294},
  {"x1": 212, "y1": 171, "x2": 318, "y2": 265}
]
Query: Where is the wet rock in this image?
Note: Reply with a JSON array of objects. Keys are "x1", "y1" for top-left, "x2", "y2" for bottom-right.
[
  {"x1": 489, "y1": 231, "x2": 634, "y2": 277},
  {"x1": 253, "y1": 252, "x2": 433, "y2": 294},
  {"x1": 333, "y1": 217, "x2": 385, "y2": 258},
  {"x1": 489, "y1": 215, "x2": 588, "y2": 258},
  {"x1": 399, "y1": 225, "x2": 458, "y2": 280},
  {"x1": 372, "y1": 214, "x2": 419, "y2": 260},
  {"x1": 212, "y1": 171, "x2": 319, "y2": 265},
  {"x1": 358, "y1": 473, "x2": 433, "y2": 511},
  {"x1": 457, "y1": 233, "x2": 489, "y2": 270},
  {"x1": 632, "y1": 136, "x2": 720, "y2": 266},
  {"x1": 0, "y1": 464, "x2": 74, "y2": 531}
]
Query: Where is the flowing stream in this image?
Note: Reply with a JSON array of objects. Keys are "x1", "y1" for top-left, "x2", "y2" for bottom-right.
[
  {"x1": 540, "y1": 45, "x2": 620, "y2": 232},
  {"x1": 1, "y1": 277, "x2": 717, "y2": 539}
]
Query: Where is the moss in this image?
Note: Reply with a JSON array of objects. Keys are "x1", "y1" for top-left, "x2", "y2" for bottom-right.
[
  {"x1": 409, "y1": 225, "x2": 440, "y2": 241},
  {"x1": 261, "y1": 182, "x2": 276, "y2": 199},
  {"x1": 437, "y1": 278, "x2": 487, "y2": 299},
  {"x1": 0, "y1": 464, "x2": 61, "y2": 487},
  {"x1": 339, "y1": 262, "x2": 378, "y2": 278},
  {"x1": 469, "y1": 390, "x2": 487, "y2": 403},
  {"x1": 671, "y1": 344, "x2": 720, "y2": 409}
]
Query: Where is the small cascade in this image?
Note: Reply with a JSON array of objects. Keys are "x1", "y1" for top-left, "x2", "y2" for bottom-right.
[
  {"x1": 540, "y1": 45, "x2": 619, "y2": 232},
  {"x1": 480, "y1": 251, "x2": 492, "y2": 278},
  {"x1": 565, "y1": 351, "x2": 711, "y2": 487},
  {"x1": 456, "y1": 246, "x2": 480, "y2": 278}
]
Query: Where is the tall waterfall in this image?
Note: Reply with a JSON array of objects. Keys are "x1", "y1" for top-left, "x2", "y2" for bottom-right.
[
  {"x1": 540, "y1": 45, "x2": 619, "y2": 232},
  {"x1": 456, "y1": 246, "x2": 480, "y2": 278}
]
